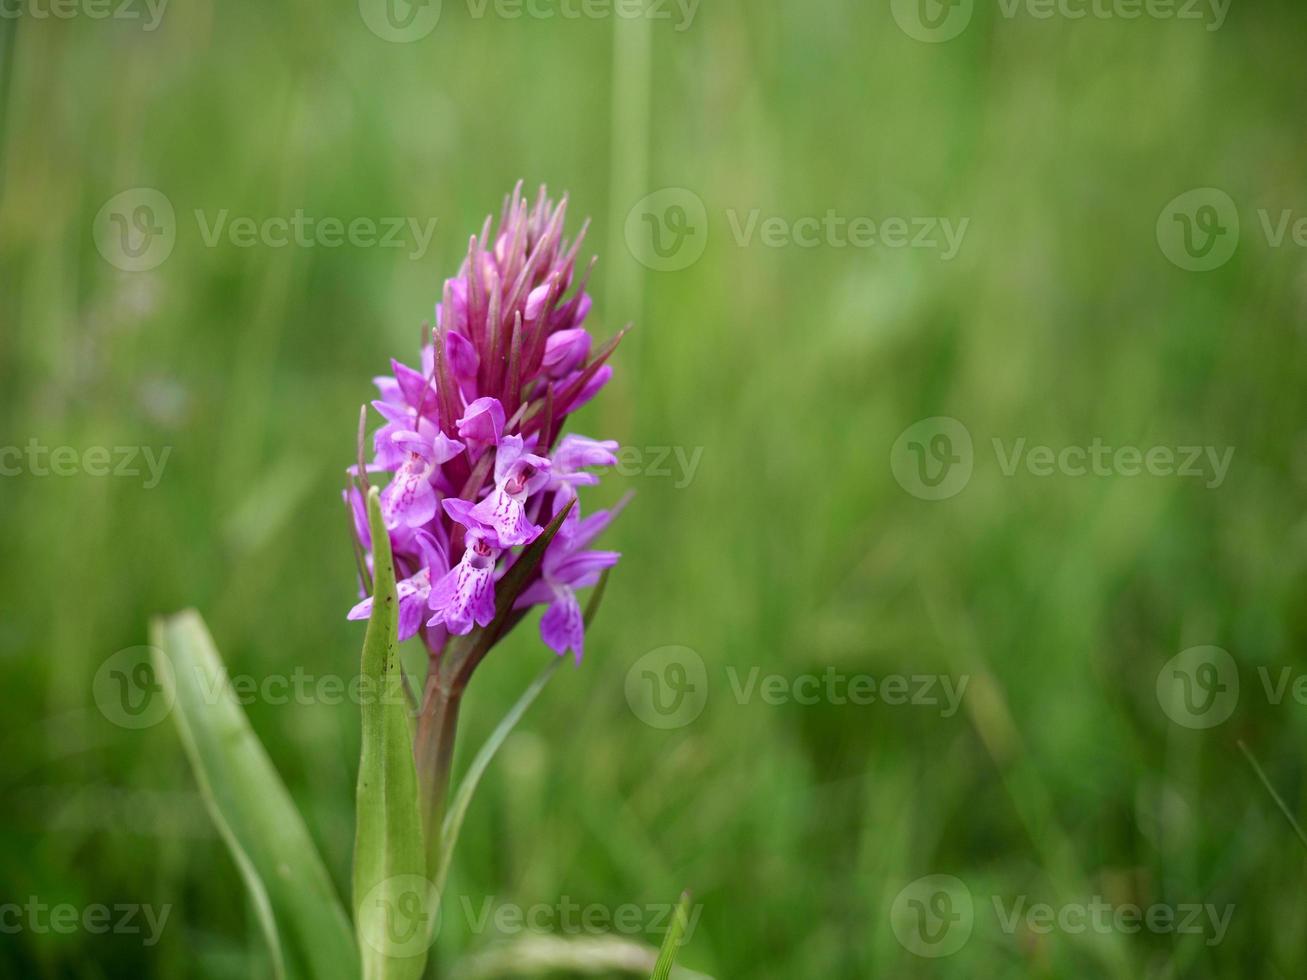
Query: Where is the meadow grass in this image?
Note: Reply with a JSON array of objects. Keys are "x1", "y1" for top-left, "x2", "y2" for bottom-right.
[{"x1": 2, "y1": 1, "x2": 1306, "y2": 976}]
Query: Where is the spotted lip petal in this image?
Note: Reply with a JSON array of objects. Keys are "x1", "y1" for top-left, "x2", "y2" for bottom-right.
[{"x1": 347, "y1": 530, "x2": 447, "y2": 641}]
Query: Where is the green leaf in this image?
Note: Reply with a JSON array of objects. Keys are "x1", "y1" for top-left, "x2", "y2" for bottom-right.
[
  {"x1": 352, "y1": 487, "x2": 434, "y2": 980},
  {"x1": 650, "y1": 892, "x2": 693, "y2": 980},
  {"x1": 150, "y1": 610, "x2": 358, "y2": 980}
]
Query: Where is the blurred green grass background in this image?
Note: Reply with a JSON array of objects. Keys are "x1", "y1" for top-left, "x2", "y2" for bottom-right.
[{"x1": 3, "y1": 0, "x2": 1307, "y2": 976}]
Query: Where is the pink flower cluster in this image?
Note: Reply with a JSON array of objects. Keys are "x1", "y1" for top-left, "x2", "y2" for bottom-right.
[{"x1": 347, "y1": 185, "x2": 626, "y2": 662}]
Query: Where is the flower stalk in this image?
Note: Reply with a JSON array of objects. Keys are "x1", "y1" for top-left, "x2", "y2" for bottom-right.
[
  {"x1": 414, "y1": 661, "x2": 462, "y2": 853},
  {"x1": 345, "y1": 183, "x2": 628, "y2": 871}
]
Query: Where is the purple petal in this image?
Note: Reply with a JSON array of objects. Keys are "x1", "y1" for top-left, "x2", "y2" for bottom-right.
[
  {"x1": 539, "y1": 587, "x2": 585, "y2": 663},
  {"x1": 431, "y1": 431, "x2": 465, "y2": 465},
  {"x1": 347, "y1": 595, "x2": 373, "y2": 621},
  {"x1": 525, "y1": 282, "x2": 552, "y2": 322},
  {"x1": 564, "y1": 364, "x2": 612, "y2": 413},
  {"x1": 470, "y1": 487, "x2": 541, "y2": 547},
  {"x1": 457, "y1": 397, "x2": 505, "y2": 450},
  {"x1": 380, "y1": 460, "x2": 438, "y2": 529},
  {"x1": 543, "y1": 328, "x2": 591, "y2": 378},
  {"x1": 442, "y1": 496, "x2": 490, "y2": 532},
  {"x1": 391, "y1": 358, "x2": 430, "y2": 409},
  {"x1": 554, "y1": 433, "x2": 618, "y2": 472},
  {"x1": 568, "y1": 292, "x2": 593, "y2": 329},
  {"x1": 570, "y1": 492, "x2": 632, "y2": 551},
  {"x1": 551, "y1": 548, "x2": 620, "y2": 589},
  {"x1": 445, "y1": 330, "x2": 479, "y2": 383},
  {"x1": 427, "y1": 560, "x2": 496, "y2": 635}
]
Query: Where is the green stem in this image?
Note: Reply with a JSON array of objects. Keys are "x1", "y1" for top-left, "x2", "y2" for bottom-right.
[{"x1": 414, "y1": 661, "x2": 463, "y2": 869}]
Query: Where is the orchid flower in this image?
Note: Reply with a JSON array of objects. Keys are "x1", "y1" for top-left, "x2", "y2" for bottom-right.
[{"x1": 346, "y1": 182, "x2": 628, "y2": 660}]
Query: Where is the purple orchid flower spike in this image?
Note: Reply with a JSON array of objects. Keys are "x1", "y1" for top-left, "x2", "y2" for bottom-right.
[
  {"x1": 343, "y1": 181, "x2": 632, "y2": 854},
  {"x1": 346, "y1": 183, "x2": 628, "y2": 658}
]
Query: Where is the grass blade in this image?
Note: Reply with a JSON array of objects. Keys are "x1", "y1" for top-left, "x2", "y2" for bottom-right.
[
  {"x1": 151, "y1": 610, "x2": 358, "y2": 980},
  {"x1": 650, "y1": 892, "x2": 693, "y2": 980},
  {"x1": 1236, "y1": 740, "x2": 1307, "y2": 851}
]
